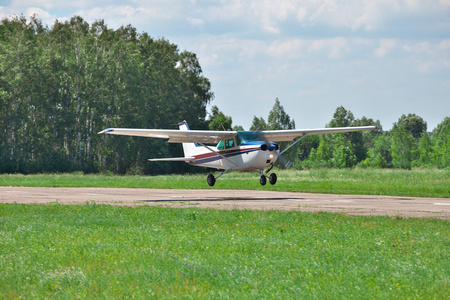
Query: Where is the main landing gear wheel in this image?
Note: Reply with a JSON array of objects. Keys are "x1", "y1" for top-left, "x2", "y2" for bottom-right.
[
  {"x1": 260, "y1": 175, "x2": 267, "y2": 186},
  {"x1": 207, "y1": 174, "x2": 216, "y2": 187},
  {"x1": 269, "y1": 173, "x2": 277, "y2": 185}
]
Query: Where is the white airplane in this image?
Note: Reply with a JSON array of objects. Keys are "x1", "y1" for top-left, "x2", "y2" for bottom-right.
[{"x1": 98, "y1": 121, "x2": 376, "y2": 186}]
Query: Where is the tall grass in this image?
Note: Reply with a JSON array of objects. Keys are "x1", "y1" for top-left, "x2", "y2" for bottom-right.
[
  {"x1": 0, "y1": 169, "x2": 448, "y2": 198},
  {"x1": 0, "y1": 204, "x2": 448, "y2": 298}
]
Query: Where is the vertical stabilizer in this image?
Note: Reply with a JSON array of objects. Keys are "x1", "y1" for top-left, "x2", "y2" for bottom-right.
[{"x1": 178, "y1": 120, "x2": 199, "y2": 157}]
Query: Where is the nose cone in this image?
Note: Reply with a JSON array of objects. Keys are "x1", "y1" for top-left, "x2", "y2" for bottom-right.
[
  {"x1": 268, "y1": 143, "x2": 279, "y2": 151},
  {"x1": 260, "y1": 143, "x2": 279, "y2": 151}
]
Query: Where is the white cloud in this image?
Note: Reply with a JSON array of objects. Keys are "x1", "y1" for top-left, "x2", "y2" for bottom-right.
[
  {"x1": 248, "y1": 0, "x2": 306, "y2": 34},
  {"x1": 10, "y1": 0, "x2": 97, "y2": 10},
  {"x1": 415, "y1": 60, "x2": 437, "y2": 74},
  {"x1": 438, "y1": 39, "x2": 450, "y2": 51},
  {"x1": 200, "y1": 53, "x2": 220, "y2": 67},
  {"x1": 10, "y1": 0, "x2": 55, "y2": 10},
  {"x1": 186, "y1": 17, "x2": 204, "y2": 27},
  {"x1": 25, "y1": 6, "x2": 53, "y2": 18},
  {"x1": 205, "y1": 1, "x2": 245, "y2": 22},
  {"x1": 72, "y1": 4, "x2": 174, "y2": 31},
  {"x1": 268, "y1": 39, "x2": 306, "y2": 59},
  {"x1": 375, "y1": 39, "x2": 397, "y2": 58},
  {"x1": 194, "y1": 36, "x2": 367, "y2": 66},
  {"x1": 0, "y1": 6, "x2": 59, "y2": 26},
  {"x1": 307, "y1": 37, "x2": 350, "y2": 58},
  {"x1": 193, "y1": 35, "x2": 450, "y2": 74},
  {"x1": 0, "y1": 7, "x2": 16, "y2": 20}
]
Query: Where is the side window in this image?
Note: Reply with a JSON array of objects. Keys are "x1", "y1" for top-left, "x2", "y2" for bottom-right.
[{"x1": 217, "y1": 139, "x2": 235, "y2": 150}]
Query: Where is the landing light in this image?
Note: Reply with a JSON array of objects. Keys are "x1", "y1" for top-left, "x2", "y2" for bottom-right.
[{"x1": 269, "y1": 154, "x2": 274, "y2": 159}]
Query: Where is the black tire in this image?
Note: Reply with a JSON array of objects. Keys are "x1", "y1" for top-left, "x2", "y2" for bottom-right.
[
  {"x1": 260, "y1": 175, "x2": 267, "y2": 186},
  {"x1": 269, "y1": 173, "x2": 277, "y2": 185},
  {"x1": 207, "y1": 174, "x2": 216, "y2": 186}
]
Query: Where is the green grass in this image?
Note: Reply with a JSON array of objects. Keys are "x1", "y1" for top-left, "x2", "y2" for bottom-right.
[
  {"x1": 0, "y1": 169, "x2": 448, "y2": 198},
  {"x1": 0, "y1": 204, "x2": 449, "y2": 298}
]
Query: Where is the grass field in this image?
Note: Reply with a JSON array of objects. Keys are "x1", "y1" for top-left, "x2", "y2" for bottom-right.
[
  {"x1": 0, "y1": 204, "x2": 449, "y2": 298},
  {"x1": 0, "y1": 169, "x2": 448, "y2": 198},
  {"x1": 1, "y1": 169, "x2": 448, "y2": 298}
]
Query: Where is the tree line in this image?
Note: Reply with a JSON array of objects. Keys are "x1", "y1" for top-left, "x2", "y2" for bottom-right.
[
  {"x1": 240, "y1": 102, "x2": 448, "y2": 170},
  {"x1": 298, "y1": 109, "x2": 449, "y2": 170},
  {"x1": 0, "y1": 16, "x2": 213, "y2": 174}
]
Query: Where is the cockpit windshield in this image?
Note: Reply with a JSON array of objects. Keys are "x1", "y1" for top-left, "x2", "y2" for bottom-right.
[{"x1": 236, "y1": 131, "x2": 265, "y2": 143}]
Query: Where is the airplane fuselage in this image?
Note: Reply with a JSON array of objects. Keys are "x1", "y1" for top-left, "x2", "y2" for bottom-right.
[{"x1": 189, "y1": 142, "x2": 279, "y2": 171}]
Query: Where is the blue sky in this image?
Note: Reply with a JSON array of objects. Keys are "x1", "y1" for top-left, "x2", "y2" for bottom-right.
[{"x1": 1, "y1": 0, "x2": 449, "y2": 131}]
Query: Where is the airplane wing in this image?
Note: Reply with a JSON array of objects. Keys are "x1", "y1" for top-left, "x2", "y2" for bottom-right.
[
  {"x1": 98, "y1": 128, "x2": 236, "y2": 144},
  {"x1": 98, "y1": 126, "x2": 376, "y2": 143},
  {"x1": 262, "y1": 126, "x2": 377, "y2": 142}
]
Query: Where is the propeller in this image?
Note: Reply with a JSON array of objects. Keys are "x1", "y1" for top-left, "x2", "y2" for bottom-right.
[
  {"x1": 251, "y1": 127, "x2": 292, "y2": 170},
  {"x1": 277, "y1": 152, "x2": 293, "y2": 169}
]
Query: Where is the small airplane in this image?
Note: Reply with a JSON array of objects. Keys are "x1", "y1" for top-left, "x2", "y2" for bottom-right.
[{"x1": 99, "y1": 121, "x2": 376, "y2": 186}]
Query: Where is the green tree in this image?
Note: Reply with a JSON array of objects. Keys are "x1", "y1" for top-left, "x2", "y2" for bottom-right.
[
  {"x1": 302, "y1": 106, "x2": 381, "y2": 169},
  {"x1": 369, "y1": 134, "x2": 392, "y2": 168},
  {"x1": 372, "y1": 153, "x2": 388, "y2": 168},
  {"x1": 328, "y1": 106, "x2": 354, "y2": 128},
  {"x1": 324, "y1": 106, "x2": 366, "y2": 165},
  {"x1": 250, "y1": 116, "x2": 267, "y2": 131},
  {"x1": 333, "y1": 145, "x2": 357, "y2": 168},
  {"x1": 295, "y1": 135, "x2": 320, "y2": 161},
  {"x1": 267, "y1": 98, "x2": 296, "y2": 168},
  {"x1": 431, "y1": 117, "x2": 450, "y2": 169},
  {"x1": 393, "y1": 113, "x2": 427, "y2": 140},
  {"x1": 301, "y1": 139, "x2": 332, "y2": 169},
  {"x1": 267, "y1": 98, "x2": 295, "y2": 130},
  {"x1": 391, "y1": 128, "x2": 417, "y2": 169},
  {"x1": 207, "y1": 106, "x2": 232, "y2": 131},
  {"x1": 353, "y1": 116, "x2": 383, "y2": 150},
  {"x1": 412, "y1": 132, "x2": 433, "y2": 167}
]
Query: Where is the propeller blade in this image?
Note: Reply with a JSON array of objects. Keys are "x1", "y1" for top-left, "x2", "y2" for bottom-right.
[{"x1": 278, "y1": 153, "x2": 292, "y2": 169}]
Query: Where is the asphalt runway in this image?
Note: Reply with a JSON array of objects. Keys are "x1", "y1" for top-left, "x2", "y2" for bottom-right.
[{"x1": 0, "y1": 186, "x2": 449, "y2": 219}]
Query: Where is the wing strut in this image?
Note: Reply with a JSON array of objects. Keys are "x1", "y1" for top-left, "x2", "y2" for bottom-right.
[
  {"x1": 215, "y1": 167, "x2": 231, "y2": 180},
  {"x1": 188, "y1": 136, "x2": 241, "y2": 168},
  {"x1": 280, "y1": 134, "x2": 309, "y2": 155}
]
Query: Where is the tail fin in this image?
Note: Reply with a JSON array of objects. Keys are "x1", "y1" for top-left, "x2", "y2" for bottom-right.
[{"x1": 178, "y1": 120, "x2": 200, "y2": 157}]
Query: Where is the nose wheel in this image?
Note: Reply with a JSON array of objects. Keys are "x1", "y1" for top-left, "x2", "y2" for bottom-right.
[
  {"x1": 269, "y1": 173, "x2": 277, "y2": 185},
  {"x1": 260, "y1": 175, "x2": 267, "y2": 185}
]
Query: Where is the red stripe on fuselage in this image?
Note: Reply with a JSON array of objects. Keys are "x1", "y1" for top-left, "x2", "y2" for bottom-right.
[{"x1": 193, "y1": 147, "x2": 260, "y2": 160}]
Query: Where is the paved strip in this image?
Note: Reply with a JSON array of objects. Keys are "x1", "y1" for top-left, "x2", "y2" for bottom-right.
[{"x1": 0, "y1": 187, "x2": 449, "y2": 219}]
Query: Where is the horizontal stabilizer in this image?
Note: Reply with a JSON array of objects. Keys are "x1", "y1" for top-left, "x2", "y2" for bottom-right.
[{"x1": 148, "y1": 157, "x2": 195, "y2": 162}]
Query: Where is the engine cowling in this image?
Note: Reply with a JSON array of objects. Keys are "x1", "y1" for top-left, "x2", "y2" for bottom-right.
[{"x1": 261, "y1": 143, "x2": 279, "y2": 151}]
